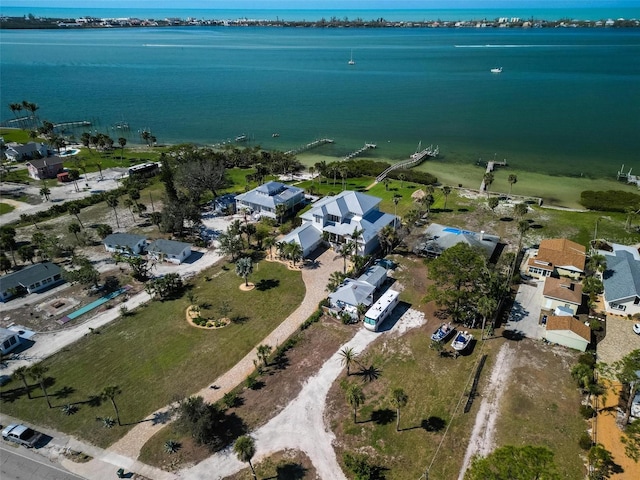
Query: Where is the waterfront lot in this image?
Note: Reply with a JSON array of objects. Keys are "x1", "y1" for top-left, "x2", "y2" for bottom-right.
[{"x1": 0, "y1": 260, "x2": 305, "y2": 448}]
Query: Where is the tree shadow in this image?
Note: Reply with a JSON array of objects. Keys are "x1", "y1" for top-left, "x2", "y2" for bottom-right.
[
  {"x1": 503, "y1": 330, "x2": 526, "y2": 341},
  {"x1": 271, "y1": 352, "x2": 290, "y2": 371},
  {"x1": 0, "y1": 386, "x2": 30, "y2": 403},
  {"x1": 150, "y1": 410, "x2": 174, "y2": 425},
  {"x1": 263, "y1": 463, "x2": 307, "y2": 480},
  {"x1": 458, "y1": 208, "x2": 469, "y2": 212},
  {"x1": 370, "y1": 408, "x2": 395, "y2": 426},
  {"x1": 255, "y1": 278, "x2": 280, "y2": 291},
  {"x1": 500, "y1": 216, "x2": 514, "y2": 222},
  {"x1": 53, "y1": 385, "x2": 75, "y2": 399},
  {"x1": 355, "y1": 364, "x2": 382, "y2": 382},
  {"x1": 231, "y1": 315, "x2": 249, "y2": 324},
  {"x1": 530, "y1": 224, "x2": 544, "y2": 229},
  {"x1": 249, "y1": 379, "x2": 265, "y2": 391},
  {"x1": 421, "y1": 416, "x2": 447, "y2": 432}
]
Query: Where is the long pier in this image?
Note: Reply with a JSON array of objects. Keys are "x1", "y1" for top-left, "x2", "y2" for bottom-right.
[
  {"x1": 54, "y1": 120, "x2": 92, "y2": 128},
  {"x1": 480, "y1": 159, "x2": 507, "y2": 191},
  {"x1": 341, "y1": 143, "x2": 377, "y2": 162},
  {"x1": 285, "y1": 138, "x2": 334, "y2": 156},
  {"x1": 376, "y1": 144, "x2": 439, "y2": 182}
]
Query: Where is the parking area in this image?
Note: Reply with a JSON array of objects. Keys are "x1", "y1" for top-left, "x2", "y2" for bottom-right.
[
  {"x1": 596, "y1": 315, "x2": 640, "y2": 365},
  {"x1": 505, "y1": 280, "x2": 546, "y2": 339}
]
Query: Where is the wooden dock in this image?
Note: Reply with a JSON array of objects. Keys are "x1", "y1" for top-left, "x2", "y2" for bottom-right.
[
  {"x1": 54, "y1": 120, "x2": 92, "y2": 128},
  {"x1": 376, "y1": 144, "x2": 439, "y2": 182},
  {"x1": 480, "y1": 159, "x2": 507, "y2": 191},
  {"x1": 617, "y1": 164, "x2": 640, "y2": 188},
  {"x1": 285, "y1": 138, "x2": 334, "y2": 156},
  {"x1": 341, "y1": 143, "x2": 376, "y2": 161}
]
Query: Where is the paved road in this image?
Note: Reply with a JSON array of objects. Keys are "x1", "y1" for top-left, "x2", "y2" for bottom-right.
[
  {"x1": 0, "y1": 444, "x2": 84, "y2": 480},
  {"x1": 504, "y1": 280, "x2": 545, "y2": 339}
]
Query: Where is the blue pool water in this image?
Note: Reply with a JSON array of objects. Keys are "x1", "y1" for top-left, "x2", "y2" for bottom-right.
[
  {"x1": 65, "y1": 287, "x2": 129, "y2": 320},
  {"x1": 443, "y1": 227, "x2": 475, "y2": 236}
]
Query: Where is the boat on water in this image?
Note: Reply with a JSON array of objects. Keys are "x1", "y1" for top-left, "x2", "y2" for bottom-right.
[
  {"x1": 490, "y1": 67, "x2": 503, "y2": 73},
  {"x1": 348, "y1": 50, "x2": 355, "y2": 65},
  {"x1": 451, "y1": 331, "x2": 473, "y2": 351},
  {"x1": 235, "y1": 134, "x2": 248, "y2": 142},
  {"x1": 272, "y1": 133, "x2": 280, "y2": 138},
  {"x1": 431, "y1": 322, "x2": 454, "y2": 342}
]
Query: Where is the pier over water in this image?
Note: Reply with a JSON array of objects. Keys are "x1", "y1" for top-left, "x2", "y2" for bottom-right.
[
  {"x1": 285, "y1": 138, "x2": 334, "y2": 156},
  {"x1": 376, "y1": 144, "x2": 439, "y2": 182}
]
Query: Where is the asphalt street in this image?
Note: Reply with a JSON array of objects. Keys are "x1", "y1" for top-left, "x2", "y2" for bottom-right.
[{"x1": 0, "y1": 444, "x2": 85, "y2": 480}]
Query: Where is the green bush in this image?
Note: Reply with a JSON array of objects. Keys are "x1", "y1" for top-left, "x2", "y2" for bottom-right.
[
  {"x1": 580, "y1": 190, "x2": 640, "y2": 212},
  {"x1": 579, "y1": 404, "x2": 595, "y2": 419},
  {"x1": 577, "y1": 353, "x2": 596, "y2": 368},
  {"x1": 300, "y1": 310, "x2": 322, "y2": 330},
  {"x1": 578, "y1": 432, "x2": 594, "y2": 450}
]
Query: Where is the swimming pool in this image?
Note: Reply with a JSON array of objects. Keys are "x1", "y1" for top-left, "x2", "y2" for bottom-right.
[
  {"x1": 57, "y1": 286, "x2": 130, "y2": 324},
  {"x1": 442, "y1": 227, "x2": 475, "y2": 236},
  {"x1": 59, "y1": 148, "x2": 80, "y2": 157}
]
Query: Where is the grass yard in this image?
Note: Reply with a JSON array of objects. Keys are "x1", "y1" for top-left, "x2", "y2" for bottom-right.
[
  {"x1": 494, "y1": 341, "x2": 586, "y2": 479},
  {"x1": 0, "y1": 202, "x2": 15, "y2": 215},
  {"x1": 0, "y1": 260, "x2": 304, "y2": 448}
]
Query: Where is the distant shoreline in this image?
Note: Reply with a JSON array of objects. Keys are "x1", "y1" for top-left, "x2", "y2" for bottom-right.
[{"x1": 1, "y1": 15, "x2": 638, "y2": 30}]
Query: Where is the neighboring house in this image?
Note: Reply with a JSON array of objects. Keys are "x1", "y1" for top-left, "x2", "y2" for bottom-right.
[
  {"x1": 5, "y1": 142, "x2": 48, "y2": 161},
  {"x1": 544, "y1": 315, "x2": 591, "y2": 352},
  {"x1": 0, "y1": 262, "x2": 64, "y2": 302},
  {"x1": 602, "y1": 249, "x2": 640, "y2": 316},
  {"x1": 103, "y1": 233, "x2": 147, "y2": 255},
  {"x1": 0, "y1": 328, "x2": 21, "y2": 355},
  {"x1": 281, "y1": 190, "x2": 398, "y2": 258},
  {"x1": 235, "y1": 181, "x2": 305, "y2": 220},
  {"x1": 414, "y1": 223, "x2": 500, "y2": 259},
  {"x1": 542, "y1": 277, "x2": 583, "y2": 316},
  {"x1": 147, "y1": 239, "x2": 192, "y2": 264},
  {"x1": 329, "y1": 265, "x2": 388, "y2": 320},
  {"x1": 25, "y1": 156, "x2": 64, "y2": 180},
  {"x1": 526, "y1": 238, "x2": 586, "y2": 279},
  {"x1": 279, "y1": 222, "x2": 324, "y2": 258}
]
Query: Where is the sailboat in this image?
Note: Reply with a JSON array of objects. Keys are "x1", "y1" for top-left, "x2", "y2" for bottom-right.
[{"x1": 348, "y1": 50, "x2": 355, "y2": 65}]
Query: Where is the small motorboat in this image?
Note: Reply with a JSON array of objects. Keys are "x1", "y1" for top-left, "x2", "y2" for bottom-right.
[
  {"x1": 451, "y1": 331, "x2": 473, "y2": 351},
  {"x1": 490, "y1": 67, "x2": 503, "y2": 73},
  {"x1": 431, "y1": 322, "x2": 454, "y2": 342}
]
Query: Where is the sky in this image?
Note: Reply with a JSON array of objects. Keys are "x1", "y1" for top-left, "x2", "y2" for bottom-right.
[{"x1": 2, "y1": 0, "x2": 638, "y2": 9}]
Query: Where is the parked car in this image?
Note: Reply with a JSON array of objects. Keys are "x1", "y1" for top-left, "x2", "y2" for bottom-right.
[
  {"x1": 1, "y1": 424, "x2": 42, "y2": 448},
  {"x1": 633, "y1": 323, "x2": 640, "y2": 335}
]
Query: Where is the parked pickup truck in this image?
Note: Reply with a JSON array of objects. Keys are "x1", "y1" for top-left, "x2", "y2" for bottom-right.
[{"x1": 1, "y1": 424, "x2": 42, "y2": 448}]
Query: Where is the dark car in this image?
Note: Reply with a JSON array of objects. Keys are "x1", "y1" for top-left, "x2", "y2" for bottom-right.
[{"x1": 2, "y1": 424, "x2": 42, "y2": 448}]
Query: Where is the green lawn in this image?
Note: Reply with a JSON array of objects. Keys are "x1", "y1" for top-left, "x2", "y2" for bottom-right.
[
  {"x1": 0, "y1": 260, "x2": 304, "y2": 448},
  {"x1": 0, "y1": 128, "x2": 34, "y2": 143},
  {"x1": 0, "y1": 202, "x2": 15, "y2": 215}
]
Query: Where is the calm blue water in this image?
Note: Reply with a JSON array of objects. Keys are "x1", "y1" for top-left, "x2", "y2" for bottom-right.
[{"x1": 1, "y1": 26, "x2": 639, "y2": 177}]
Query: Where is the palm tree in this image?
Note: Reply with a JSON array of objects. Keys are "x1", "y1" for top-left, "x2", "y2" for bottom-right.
[
  {"x1": 508, "y1": 174, "x2": 518, "y2": 195},
  {"x1": 378, "y1": 224, "x2": 397, "y2": 255},
  {"x1": 39, "y1": 186, "x2": 51, "y2": 201},
  {"x1": 308, "y1": 166, "x2": 315, "y2": 184},
  {"x1": 478, "y1": 296, "x2": 497, "y2": 340},
  {"x1": 257, "y1": 344, "x2": 272, "y2": 367},
  {"x1": 339, "y1": 347, "x2": 358, "y2": 376},
  {"x1": 101, "y1": 385, "x2": 123, "y2": 426},
  {"x1": 398, "y1": 173, "x2": 406, "y2": 188},
  {"x1": 118, "y1": 137, "x2": 127, "y2": 160},
  {"x1": 68, "y1": 222, "x2": 81, "y2": 243},
  {"x1": 346, "y1": 383, "x2": 365, "y2": 423},
  {"x1": 350, "y1": 227, "x2": 364, "y2": 256},
  {"x1": 513, "y1": 202, "x2": 528, "y2": 220},
  {"x1": 264, "y1": 236, "x2": 276, "y2": 260},
  {"x1": 275, "y1": 203, "x2": 287, "y2": 225},
  {"x1": 391, "y1": 388, "x2": 408, "y2": 432},
  {"x1": 28, "y1": 364, "x2": 52, "y2": 408},
  {"x1": 235, "y1": 257, "x2": 253, "y2": 287},
  {"x1": 68, "y1": 204, "x2": 84, "y2": 228},
  {"x1": 326, "y1": 270, "x2": 346, "y2": 292},
  {"x1": 587, "y1": 254, "x2": 607, "y2": 276},
  {"x1": 517, "y1": 220, "x2": 530, "y2": 251},
  {"x1": 234, "y1": 436, "x2": 257, "y2": 480},
  {"x1": 340, "y1": 241, "x2": 355, "y2": 273},
  {"x1": 383, "y1": 178, "x2": 390, "y2": 191},
  {"x1": 483, "y1": 172, "x2": 494, "y2": 195},
  {"x1": 286, "y1": 241, "x2": 303, "y2": 266},
  {"x1": 339, "y1": 164, "x2": 348, "y2": 191},
  {"x1": 392, "y1": 195, "x2": 401, "y2": 224},
  {"x1": 106, "y1": 194, "x2": 120, "y2": 228},
  {"x1": 421, "y1": 193, "x2": 435, "y2": 217},
  {"x1": 12, "y1": 366, "x2": 31, "y2": 399},
  {"x1": 442, "y1": 186, "x2": 452, "y2": 210}
]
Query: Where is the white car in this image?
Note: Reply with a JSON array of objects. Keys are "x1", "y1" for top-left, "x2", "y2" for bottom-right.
[{"x1": 633, "y1": 323, "x2": 640, "y2": 335}]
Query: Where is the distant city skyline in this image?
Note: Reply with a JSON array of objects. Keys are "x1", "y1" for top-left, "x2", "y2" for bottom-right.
[{"x1": 2, "y1": 0, "x2": 637, "y2": 10}]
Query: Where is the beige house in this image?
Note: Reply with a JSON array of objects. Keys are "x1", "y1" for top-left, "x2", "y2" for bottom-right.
[
  {"x1": 526, "y1": 238, "x2": 586, "y2": 279},
  {"x1": 542, "y1": 277, "x2": 583, "y2": 316},
  {"x1": 545, "y1": 316, "x2": 591, "y2": 352}
]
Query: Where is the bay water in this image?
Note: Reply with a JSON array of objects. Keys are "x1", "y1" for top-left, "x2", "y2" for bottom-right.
[{"x1": 1, "y1": 25, "x2": 639, "y2": 178}]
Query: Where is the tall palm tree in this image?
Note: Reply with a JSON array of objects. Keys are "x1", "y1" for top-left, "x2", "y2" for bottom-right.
[
  {"x1": 350, "y1": 227, "x2": 364, "y2": 256},
  {"x1": 101, "y1": 385, "x2": 123, "y2": 426},
  {"x1": 340, "y1": 241, "x2": 355, "y2": 273},
  {"x1": 508, "y1": 174, "x2": 518, "y2": 195},
  {"x1": 39, "y1": 186, "x2": 51, "y2": 201},
  {"x1": 517, "y1": 220, "x2": 530, "y2": 251},
  {"x1": 275, "y1": 203, "x2": 287, "y2": 225},
  {"x1": 12, "y1": 366, "x2": 31, "y2": 399},
  {"x1": 264, "y1": 236, "x2": 276, "y2": 260},
  {"x1": 28, "y1": 364, "x2": 52, "y2": 408},
  {"x1": 68, "y1": 204, "x2": 84, "y2": 228},
  {"x1": 234, "y1": 436, "x2": 257, "y2": 480},
  {"x1": 391, "y1": 388, "x2": 408, "y2": 432},
  {"x1": 286, "y1": 242, "x2": 303, "y2": 266},
  {"x1": 68, "y1": 222, "x2": 81, "y2": 243},
  {"x1": 378, "y1": 224, "x2": 397, "y2": 255},
  {"x1": 256, "y1": 344, "x2": 272, "y2": 367},
  {"x1": 398, "y1": 173, "x2": 406, "y2": 188},
  {"x1": 346, "y1": 383, "x2": 365, "y2": 423},
  {"x1": 483, "y1": 172, "x2": 494, "y2": 195},
  {"x1": 478, "y1": 296, "x2": 497, "y2": 340},
  {"x1": 442, "y1": 186, "x2": 452, "y2": 210},
  {"x1": 106, "y1": 194, "x2": 120, "y2": 228},
  {"x1": 339, "y1": 347, "x2": 357, "y2": 376},
  {"x1": 118, "y1": 137, "x2": 127, "y2": 160}
]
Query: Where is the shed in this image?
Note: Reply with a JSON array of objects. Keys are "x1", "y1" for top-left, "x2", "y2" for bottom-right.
[
  {"x1": 545, "y1": 316, "x2": 591, "y2": 352},
  {"x1": 103, "y1": 233, "x2": 147, "y2": 254}
]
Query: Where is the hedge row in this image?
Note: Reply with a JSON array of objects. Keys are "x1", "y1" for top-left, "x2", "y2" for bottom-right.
[{"x1": 580, "y1": 190, "x2": 640, "y2": 212}]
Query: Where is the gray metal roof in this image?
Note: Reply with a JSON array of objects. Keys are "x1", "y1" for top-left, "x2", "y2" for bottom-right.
[
  {"x1": 329, "y1": 279, "x2": 375, "y2": 307},
  {"x1": 281, "y1": 223, "x2": 322, "y2": 253},
  {"x1": 603, "y1": 250, "x2": 640, "y2": 302},
  {"x1": 0, "y1": 262, "x2": 62, "y2": 292},
  {"x1": 235, "y1": 181, "x2": 304, "y2": 210},
  {"x1": 147, "y1": 239, "x2": 191, "y2": 256},
  {"x1": 358, "y1": 265, "x2": 387, "y2": 287},
  {"x1": 0, "y1": 327, "x2": 19, "y2": 343},
  {"x1": 103, "y1": 233, "x2": 146, "y2": 249},
  {"x1": 415, "y1": 223, "x2": 500, "y2": 258}
]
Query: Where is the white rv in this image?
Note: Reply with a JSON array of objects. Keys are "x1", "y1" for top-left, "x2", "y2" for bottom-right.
[{"x1": 363, "y1": 289, "x2": 400, "y2": 332}]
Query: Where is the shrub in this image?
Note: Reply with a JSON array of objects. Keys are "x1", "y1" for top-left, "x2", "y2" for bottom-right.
[
  {"x1": 580, "y1": 190, "x2": 640, "y2": 212},
  {"x1": 577, "y1": 353, "x2": 596, "y2": 368},
  {"x1": 61, "y1": 404, "x2": 78, "y2": 416},
  {"x1": 579, "y1": 432, "x2": 594, "y2": 450},
  {"x1": 164, "y1": 439, "x2": 181, "y2": 454},
  {"x1": 245, "y1": 375, "x2": 257, "y2": 389},
  {"x1": 222, "y1": 392, "x2": 238, "y2": 409},
  {"x1": 580, "y1": 404, "x2": 595, "y2": 419}
]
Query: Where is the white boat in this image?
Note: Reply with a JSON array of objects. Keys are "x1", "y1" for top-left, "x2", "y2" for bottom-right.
[
  {"x1": 431, "y1": 322, "x2": 454, "y2": 342},
  {"x1": 235, "y1": 134, "x2": 248, "y2": 142},
  {"x1": 490, "y1": 67, "x2": 503, "y2": 73},
  {"x1": 348, "y1": 50, "x2": 355, "y2": 65},
  {"x1": 451, "y1": 331, "x2": 473, "y2": 351}
]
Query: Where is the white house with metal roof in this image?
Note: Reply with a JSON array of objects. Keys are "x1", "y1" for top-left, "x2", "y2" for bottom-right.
[
  {"x1": 0, "y1": 328, "x2": 21, "y2": 355},
  {"x1": 602, "y1": 248, "x2": 640, "y2": 316},
  {"x1": 4, "y1": 141, "x2": 49, "y2": 162},
  {"x1": 147, "y1": 239, "x2": 192, "y2": 264},
  {"x1": 328, "y1": 264, "x2": 388, "y2": 320},
  {"x1": 0, "y1": 262, "x2": 64, "y2": 302},
  {"x1": 103, "y1": 233, "x2": 147, "y2": 254},
  {"x1": 281, "y1": 190, "x2": 398, "y2": 258},
  {"x1": 234, "y1": 181, "x2": 305, "y2": 220}
]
